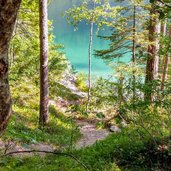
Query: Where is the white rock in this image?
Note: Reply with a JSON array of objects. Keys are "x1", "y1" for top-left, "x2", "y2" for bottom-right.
[
  {"x1": 110, "y1": 125, "x2": 121, "y2": 132},
  {"x1": 59, "y1": 71, "x2": 86, "y2": 98},
  {"x1": 121, "y1": 120, "x2": 127, "y2": 127}
]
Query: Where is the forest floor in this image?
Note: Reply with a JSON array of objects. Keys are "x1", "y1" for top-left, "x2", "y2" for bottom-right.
[
  {"x1": 0, "y1": 118, "x2": 110, "y2": 157},
  {"x1": 75, "y1": 120, "x2": 110, "y2": 149},
  {"x1": 50, "y1": 99, "x2": 111, "y2": 149}
]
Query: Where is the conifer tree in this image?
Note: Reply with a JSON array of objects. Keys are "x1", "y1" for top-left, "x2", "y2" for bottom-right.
[
  {"x1": 95, "y1": 0, "x2": 147, "y2": 101},
  {"x1": 144, "y1": 2, "x2": 161, "y2": 101},
  {"x1": 161, "y1": 22, "x2": 170, "y2": 90}
]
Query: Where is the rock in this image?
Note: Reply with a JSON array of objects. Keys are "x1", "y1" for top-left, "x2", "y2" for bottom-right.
[
  {"x1": 121, "y1": 120, "x2": 127, "y2": 127},
  {"x1": 59, "y1": 70, "x2": 86, "y2": 98},
  {"x1": 109, "y1": 125, "x2": 121, "y2": 132}
]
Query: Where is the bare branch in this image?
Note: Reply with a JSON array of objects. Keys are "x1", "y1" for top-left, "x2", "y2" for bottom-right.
[{"x1": 1, "y1": 150, "x2": 89, "y2": 171}]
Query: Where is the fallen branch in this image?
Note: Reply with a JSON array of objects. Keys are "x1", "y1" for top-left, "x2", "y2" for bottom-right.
[
  {"x1": 104, "y1": 115, "x2": 119, "y2": 123},
  {"x1": 1, "y1": 150, "x2": 89, "y2": 171}
]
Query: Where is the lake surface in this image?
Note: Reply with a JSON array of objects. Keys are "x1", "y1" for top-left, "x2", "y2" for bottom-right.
[{"x1": 48, "y1": 0, "x2": 130, "y2": 77}]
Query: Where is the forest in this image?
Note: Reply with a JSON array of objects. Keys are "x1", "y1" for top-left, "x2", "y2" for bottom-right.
[{"x1": 0, "y1": 0, "x2": 171, "y2": 170}]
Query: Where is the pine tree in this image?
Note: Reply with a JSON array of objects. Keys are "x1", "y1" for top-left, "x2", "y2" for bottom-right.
[
  {"x1": 144, "y1": 2, "x2": 160, "y2": 102},
  {"x1": 161, "y1": 22, "x2": 171, "y2": 90},
  {"x1": 95, "y1": 0, "x2": 147, "y2": 101}
]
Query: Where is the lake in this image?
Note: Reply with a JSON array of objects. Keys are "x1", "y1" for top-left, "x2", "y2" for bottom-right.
[{"x1": 48, "y1": 0, "x2": 130, "y2": 77}]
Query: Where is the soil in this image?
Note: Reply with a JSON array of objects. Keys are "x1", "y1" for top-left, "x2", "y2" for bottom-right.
[
  {"x1": 75, "y1": 120, "x2": 110, "y2": 149},
  {"x1": 0, "y1": 120, "x2": 110, "y2": 157}
]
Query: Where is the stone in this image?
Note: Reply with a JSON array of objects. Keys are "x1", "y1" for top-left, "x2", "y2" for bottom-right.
[{"x1": 109, "y1": 125, "x2": 121, "y2": 132}]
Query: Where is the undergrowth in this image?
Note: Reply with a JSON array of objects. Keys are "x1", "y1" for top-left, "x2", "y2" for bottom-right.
[
  {"x1": 1, "y1": 124, "x2": 171, "y2": 171},
  {"x1": 0, "y1": 74, "x2": 171, "y2": 170},
  {"x1": 1, "y1": 78, "x2": 81, "y2": 147}
]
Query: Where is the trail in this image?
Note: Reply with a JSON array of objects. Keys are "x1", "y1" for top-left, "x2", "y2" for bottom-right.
[
  {"x1": 0, "y1": 120, "x2": 110, "y2": 158},
  {"x1": 75, "y1": 120, "x2": 110, "y2": 149}
]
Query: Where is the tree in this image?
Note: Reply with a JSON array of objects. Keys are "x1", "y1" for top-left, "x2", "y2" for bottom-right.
[
  {"x1": 144, "y1": 3, "x2": 160, "y2": 102},
  {"x1": 39, "y1": 0, "x2": 49, "y2": 127},
  {"x1": 87, "y1": 18, "x2": 94, "y2": 113},
  {"x1": 0, "y1": 0, "x2": 21, "y2": 134},
  {"x1": 95, "y1": 0, "x2": 147, "y2": 101},
  {"x1": 95, "y1": 0, "x2": 147, "y2": 59},
  {"x1": 160, "y1": 22, "x2": 170, "y2": 90},
  {"x1": 132, "y1": 1, "x2": 136, "y2": 100},
  {"x1": 65, "y1": 0, "x2": 121, "y2": 112}
]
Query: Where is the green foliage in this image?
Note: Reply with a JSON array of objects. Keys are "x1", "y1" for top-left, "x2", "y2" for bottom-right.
[
  {"x1": 1, "y1": 77, "x2": 171, "y2": 170},
  {"x1": 9, "y1": 0, "x2": 68, "y2": 90},
  {"x1": 1, "y1": 0, "x2": 171, "y2": 170},
  {"x1": 150, "y1": 0, "x2": 171, "y2": 19},
  {"x1": 50, "y1": 82, "x2": 80, "y2": 101},
  {"x1": 95, "y1": 0, "x2": 149, "y2": 62},
  {"x1": 75, "y1": 73, "x2": 88, "y2": 92},
  {"x1": 2, "y1": 102, "x2": 80, "y2": 146},
  {"x1": 1, "y1": 122, "x2": 170, "y2": 170},
  {"x1": 64, "y1": 0, "x2": 122, "y2": 28},
  {"x1": 159, "y1": 27, "x2": 171, "y2": 56},
  {"x1": 3, "y1": 0, "x2": 80, "y2": 148}
]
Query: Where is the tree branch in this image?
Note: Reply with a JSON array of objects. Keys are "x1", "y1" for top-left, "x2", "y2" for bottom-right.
[{"x1": 1, "y1": 150, "x2": 89, "y2": 171}]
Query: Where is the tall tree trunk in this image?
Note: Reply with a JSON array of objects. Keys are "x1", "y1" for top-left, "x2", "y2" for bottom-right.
[
  {"x1": 132, "y1": 4, "x2": 136, "y2": 64},
  {"x1": 39, "y1": 0, "x2": 49, "y2": 127},
  {"x1": 145, "y1": 4, "x2": 158, "y2": 102},
  {"x1": 161, "y1": 24, "x2": 170, "y2": 90},
  {"x1": 161, "y1": 56, "x2": 170, "y2": 90},
  {"x1": 86, "y1": 22, "x2": 93, "y2": 113},
  {"x1": 154, "y1": 22, "x2": 161, "y2": 79},
  {"x1": 0, "y1": 0, "x2": 21, "y2": 134},
  {"x1": 158, "y1": 20, "x2": 166, "y2": 78},
  {"x1": 132, "y1": 3, "x2": 136, "y2": 100}
]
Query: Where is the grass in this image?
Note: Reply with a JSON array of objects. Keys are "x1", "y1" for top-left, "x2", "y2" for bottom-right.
[
  {"x1": 1, "y1": 78, "x2": 81, "y2": 147},
  {"x1": 1, "y1": 123, "x2": 170, "y2": 171},
  {"x1": 50, "y1": 82, "x2": 80, "y2": 101},
  {"x1": 0, "y1": 78, "x2": 171, "y2": 171},
  {"x1": 2, "y1": 105, "x2": 80, "y2": 147}
]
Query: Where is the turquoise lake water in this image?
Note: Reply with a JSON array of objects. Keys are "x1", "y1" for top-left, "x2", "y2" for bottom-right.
[{"x1": 48, "y1": 0, "x2": 130, "y2": 77}]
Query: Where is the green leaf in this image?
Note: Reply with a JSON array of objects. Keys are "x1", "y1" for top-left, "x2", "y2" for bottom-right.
[
  {"x1": 159, "y1": 12, "x2": 165, "y2": 19},
  {"x1": 150, "y1": 0, "x2": 156, "y2": 3},
  {"x1": 96, "y1": 112, "x2": 105, "y2": 119}
]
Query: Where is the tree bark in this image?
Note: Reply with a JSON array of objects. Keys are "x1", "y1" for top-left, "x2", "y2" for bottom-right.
[
  {"x1": 86, "y1": 22, "x2": 93, "y2": 113},
  {"x1": 145, "y1": 5, "x2": 159, "y2": 102},
  {"x1": 0, "y1": 0, "x2": 21, "y2": 134},
  {"x1": 154, "y1": 22, "x2": 161, "y2": 79},
  {"x1": 132, "y1": 3, "x2": 136, "y2": 100},
  {"x1": 39, "y1": 0, "x2": 49, "y2": 127},
  {"x1": 132, "y1": 4, "x2": 136, "y2": 65},
  {"x1": 161, "y1": 25, "x2": 170, "y2": 90}
]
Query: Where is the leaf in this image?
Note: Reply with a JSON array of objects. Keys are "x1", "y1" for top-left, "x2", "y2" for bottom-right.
[
  {"x1": 96, "y1": 112, "x2": 105, "y2": 119},
  {"x1": 163, "y1": 0, "x2": 170, "y2": 3},
  {"x1": 149, "y1": 0, "x2": 156, "y2": 3},
  {"x1": 159, "y1": 12, "x2": 165, "y2": 19}
]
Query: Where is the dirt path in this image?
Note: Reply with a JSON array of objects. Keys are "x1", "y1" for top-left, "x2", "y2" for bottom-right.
[
  {"x1": 75, "y1": 120, "x2": 110, "y2": 149},
  {"x1": 0, "y1": 120, "x2": 110, "y2": 157},
  {"x1": 0, "y1": 139, "x2": 55, "y2": 157}
]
